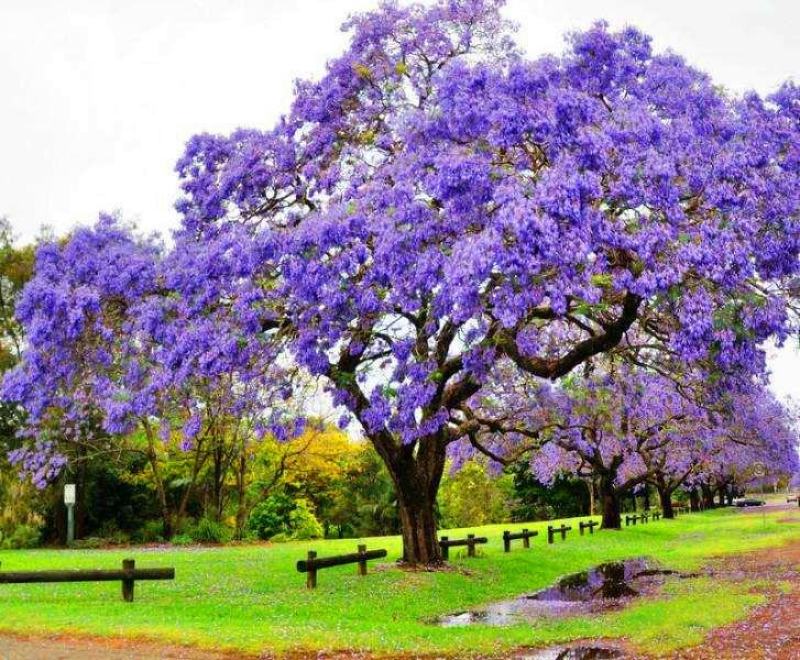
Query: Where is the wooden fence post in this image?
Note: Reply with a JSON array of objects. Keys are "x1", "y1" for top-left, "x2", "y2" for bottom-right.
[
  {"x1": 467, "y1": 534, "x2": 476, "y2": 557},
  {"x1": 522, "y1": 529, "x2": 530, "y2": 548},
  {"x1": 357, "y1": 544, "x2": 367, "y2": 576},
  {"x1": 306, "y1": 551, "x2": 317, "y2": 589},
  {"x1": 440, "y1": 536, "x2": 449, "y2": 561},
  {"x1": 547, "y1": 526, "x2": 554, "y2": 544},
  {"x1": 122, "y1": 559, "x2": 135, "y2": 602},
  {"x1": 503, "y1": 531, "x2": 510, "y2": 553}
]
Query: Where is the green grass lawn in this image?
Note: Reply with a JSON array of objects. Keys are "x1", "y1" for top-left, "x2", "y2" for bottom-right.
[{"x1": 0, "y1": 507, "x2": 797, "y2": 657}]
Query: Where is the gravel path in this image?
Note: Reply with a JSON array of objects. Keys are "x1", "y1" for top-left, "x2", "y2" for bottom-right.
[
  {"x1": 669, "y1": 504, "x2": 800, "y2": 660},
  {"x1": 0, "y1": 634, "x2": 253, "y2": 660}
]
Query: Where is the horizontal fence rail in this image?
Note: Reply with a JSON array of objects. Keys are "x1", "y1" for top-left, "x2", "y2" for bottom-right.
[
  {"x1": 502, "y1": 529, "x2": 538, "y2": 552},
  {"x1": 0, "y1": 559, "x2": 174, "y2": 602},
  {"x1": 547, "y1": 524, "x2": 572, "y2": 544},
  {"x1": 439, "y1": 534, "x2": 487, "y2": 559},
  {"x1": 0, "y1": 568, "x2": 175, "y2": 584},
  {"x1": 297, "y1": 545, "x2": 387, "y2": 589}
]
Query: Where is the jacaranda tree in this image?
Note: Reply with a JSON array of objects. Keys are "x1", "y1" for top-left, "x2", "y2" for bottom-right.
[
  {"x1": 685, "y1": 388, "x2": 800, "y2": 506},
  {"x1": 460, "y1": 361, "x2": 798, "y2": 524},
  {"x1": 5, "y1": 0, "x2": 800, "y2": 563},
  {"x1": 2, "y1": 219, "x2": 297, "y2": 537}
]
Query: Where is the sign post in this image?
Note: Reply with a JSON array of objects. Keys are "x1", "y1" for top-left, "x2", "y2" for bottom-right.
[
  {"x1": 64, "y1": 484, "x2": 76, "y2": 545},
  {"x1": 751, "y1": 463, "x2": 767, "y2": 527}
]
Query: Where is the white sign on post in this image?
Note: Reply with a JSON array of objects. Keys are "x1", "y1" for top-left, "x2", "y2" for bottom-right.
[{"x1": 64, "y1": 484, "x2": 76, "y2": 506}]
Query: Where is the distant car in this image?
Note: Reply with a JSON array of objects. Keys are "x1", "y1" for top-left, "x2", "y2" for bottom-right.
[{"x1": 733, "y1": 497, "x2": 766, "y2": 507}]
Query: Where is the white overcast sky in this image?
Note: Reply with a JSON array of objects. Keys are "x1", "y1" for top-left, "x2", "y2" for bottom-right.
[{"x1": 0, "y1": 0, "x2": 797, "y2": 401}]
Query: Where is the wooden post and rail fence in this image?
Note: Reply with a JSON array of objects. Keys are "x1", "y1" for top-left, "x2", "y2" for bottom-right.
[
  {"x1": 0, "y1": 511, "x2": 680, "y2": 596},
  {"x1": 439, "y1": 534, "x2": 488, "y2": 559},
  {"x1": 502, "y1": 528, "x2": 538, "y2": 552},
  {"x1": 0, "y1": 559, "x2": 174, "y2": 602},
  {"x1": 296, "y1": 545, "x2": 387, "y2": 589},
  {"x1": 547, "y1": 524, "x2": 572, "y2": 544}
]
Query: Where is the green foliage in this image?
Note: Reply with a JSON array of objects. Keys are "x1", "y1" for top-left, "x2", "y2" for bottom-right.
[
  {"x1": 134, "y1": 520, "x2": 166, "y2": 544},
  {"x1": 0, "y1": 223, "x2": 41, "y2": 543},
  {"x1": 190, "y1": 517, "x2": 232, "y2": 544},
  {"x1": 248, "y1": 493, "x2": 296, "y2": 540},
  {"x1": 0, "y1": 218, "x2": 34, "y2": 373},
  {"x1": 438, "y1": 462, "x2": 513, "y2": 528},
  {"x1": 171, "y1": 534, "x2": 193, "y2": 546},
  {"x1": 287, "y1": 499, "x2": 323, "y2": 540},
  {"x1": 248, "y1": 494, "x2": 323, "y2": 541},
  {"x1": 510, "y1": 463, "x2": 590, "y2": 520},
  {"x1": 324, "y1": 446, "x2": 400, "y2": 538},
  {"x1": 0, "y1": 523, "x2": 41, "y2": 549}
]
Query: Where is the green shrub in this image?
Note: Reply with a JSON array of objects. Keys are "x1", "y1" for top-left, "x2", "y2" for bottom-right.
[
  {"x1": 94, "y1": 524, "x2": 130, "y2": 546},
  {"x1": 438, "y1": 462, "x2": 514, "y2": 528},
  {"x1": 289, "y1": 499, "x2": 324, "y2": 540},
  {"x1": 249, "y1": 494, "x2": 324, "y2": 541},
  {"x1": 135, "y1": 520, "x2": 166, "y2": 543},
  {"x1": 191, "y1": 517, "x2": 232, "y2": 544},
  {"x1": 0, "y1": 524, "x2": 41, "y2": 549},
  {"x1": 248, "y1": 493, "x2": 295, "y2": 540},
  {"x1": 171, "y1": 533, "x2": 193, "y2": 546},
  {"x1": 71, "y1": 537, "x2": 105, "y2": 549}
]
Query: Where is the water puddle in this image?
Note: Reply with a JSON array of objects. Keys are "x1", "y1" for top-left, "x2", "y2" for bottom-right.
[
  {"x1": 435, "y1": 558, "x2": 687, "y2": 627},
  {"x1": 518, "y1": 646, "x2": 625, "y2": 659}
]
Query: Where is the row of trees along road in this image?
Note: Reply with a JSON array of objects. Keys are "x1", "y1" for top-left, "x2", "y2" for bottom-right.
[{"x1": 3, "y1": 0, "x2": 800, "y2": 564}]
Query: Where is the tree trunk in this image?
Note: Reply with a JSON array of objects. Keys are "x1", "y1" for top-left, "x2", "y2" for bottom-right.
[
  {"x1": 382, "y1": 438, "x2": 445, "y2": 565},
  {"x1": 658, "y1": 485, "x2": 675, "y2": 519},
  {"x1": 643, "y1": 486, "x2": 651, "y2": 512},
  {"x1": 718, "y1": 487, "x2": 726, "y2": 507},
  {"x1": 175, "y1": 440, "x2": 209, "y2": 530},
  {"x1": 701, "y1": 484, "x2": 715, "y2": 509},
  {"x1": 212, "y1": 439, "x2": 224, "y2": 522},
  {"x1": 689, "y1": 489, "x2": 700, "y2": 512},
  {"x1": 75, "y1": 445, "x2": 87, "y2": 539},
  {"x1": 141, "y1": 420, "x2": 173, "y2": 539},
  {"x1": 396, "y1": 487, "x2": 440, "y2": 564},
  {"x1": 234, "y1": 448, "x2": 248, "y2": 540},
  {"x1": 599, "y1": 475, "x2": 621, "y2": 529}
]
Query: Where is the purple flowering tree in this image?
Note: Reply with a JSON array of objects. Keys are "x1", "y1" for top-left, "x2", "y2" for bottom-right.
[
  {"x1": 464, "y1": 362, "x2": 798, "y2": 524},
  {"x1": 6, "y1": 0, "x2": 800, "y2": 563},
  {"x1": 2, "y1": 218, "x2": 296, "y2": 536},
  {"x1": 632, "y1": 384, "x2": 798, "y2": 517},
  {"x1": 170, "y1": 0, "x2": 797, "y2": 561},
  {"x1": 142, "y1": 2, "x2": 800, "y2": 558},
  {"x1": 507, "y1": 365, "x2": 716, "y2": 527},
  {"x1": 686, "y1": 389, "x2": 800, "y2": 506}
]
